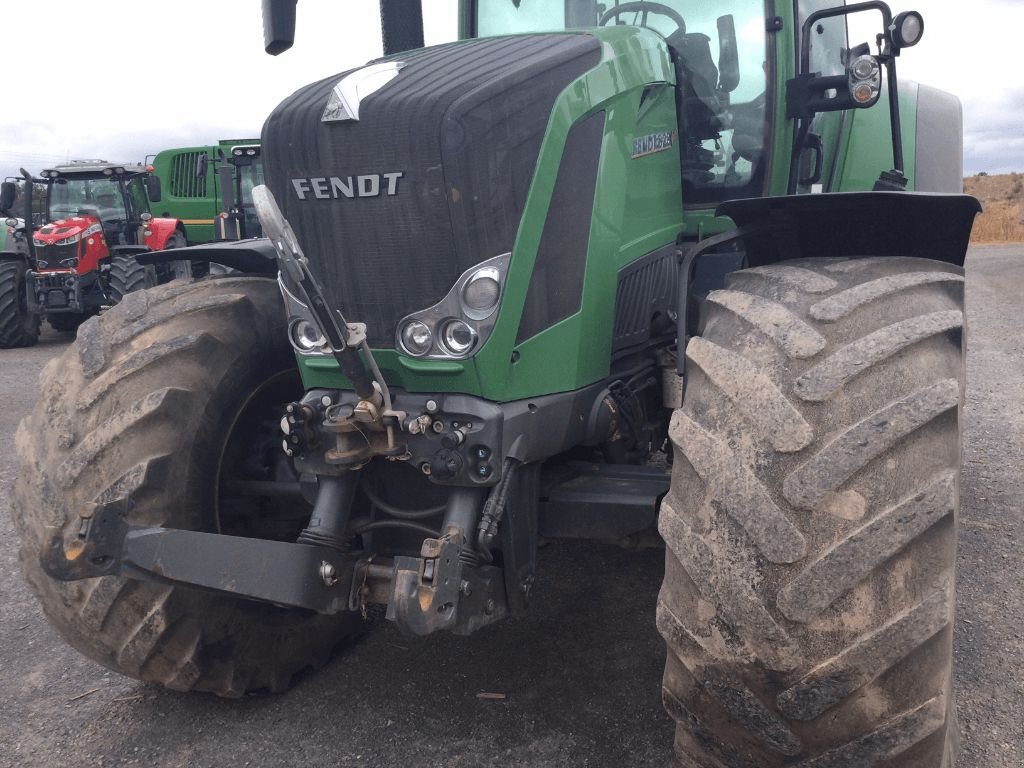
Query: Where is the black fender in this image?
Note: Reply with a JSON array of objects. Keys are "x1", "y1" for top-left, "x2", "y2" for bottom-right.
[
  {"x1": 718, "y1": 191, "x2": 982, "y2": 268},
  {"x1": 673, "y1": 192, "x2": 983, "y2": 373},
  {"x1": 109, "y1": 245, "x2": 152, "y2": 259},
  {"x1": 136, "y1": 238, "x2": 277, "y2": 276}
]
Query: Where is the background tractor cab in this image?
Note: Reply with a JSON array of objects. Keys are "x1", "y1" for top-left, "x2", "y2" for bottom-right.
[
  {"x1": 0, "y1": 160, "x2": 188, "y2": 342},
  {"x1": 198, "y1": 143, "x2": 265, "y2": 241}
]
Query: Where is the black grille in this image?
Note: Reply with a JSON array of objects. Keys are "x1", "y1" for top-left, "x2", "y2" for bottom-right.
[
  {"x1": 516, "y1": 111, "x2": 605, "y2": 344},
  {"x1": 611, "y1": 244, "x2": 679, "y2": 352},
  {"x1": 34, "y1": 242, "x2": 79, "y2": 268},
  {"x1": 262, "y1": 34, "x2": 601, "y2": 347}
]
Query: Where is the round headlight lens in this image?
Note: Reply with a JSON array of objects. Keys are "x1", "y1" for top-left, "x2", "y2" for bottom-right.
[
  {"x1": 440, "y1": 319, "x2": 477, "y2": 356},
  {"x1": 851, "y1": 56, "x2": 877, "y2": 81},
  {"x1": 400, "y1": 320, "x2": 432, "y2": 357},
  {"x1": 290, "y1": 319, "x2": 326, "y2": 352},
  {"x1": 462, "y1": 267, "x2": 501, "y2": 313},
  {"x1": 4, "y1": 217, "x2": 16, "y2": 227}
]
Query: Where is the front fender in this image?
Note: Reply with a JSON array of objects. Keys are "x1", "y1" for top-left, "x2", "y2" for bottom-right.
[
  {"x1": 718, "y1": 192, "x2": 982, "y2": 268},
  {"x1": 143, "y1": 218, "x2": 182, "y2": 250},
  {"x1": 136, "y1": 238, "x2": 278, "y2": 276}
]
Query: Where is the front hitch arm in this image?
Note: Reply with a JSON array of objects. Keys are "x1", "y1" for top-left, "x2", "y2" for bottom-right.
[{"x1": 40, "y1": 498, "x2": 360, "y2": 614}]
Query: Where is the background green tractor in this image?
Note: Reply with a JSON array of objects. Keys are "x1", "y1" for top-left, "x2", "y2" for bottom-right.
[
  {"x1": 15, "y1": 1, "x2": 978, "y2": 766},
  {"x1": 149, "y1": 139, "x2": 262, "y2": 244}
]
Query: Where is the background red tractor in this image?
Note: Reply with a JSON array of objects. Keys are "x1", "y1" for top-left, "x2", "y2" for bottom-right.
[{"x1": 0, "y1": 160, "x2": 188, "y2": 346}]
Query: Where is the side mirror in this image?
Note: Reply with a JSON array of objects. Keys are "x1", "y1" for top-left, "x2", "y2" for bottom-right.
[
  {"x1": 145, "y1": 175, "x2": 162, "y2": 203},
  {"x1": 0, "y1": 181, "x2": 15, "y2": 215},
  {"x1": 195, "y1": 153, "x2": 209, "y2": 179},
  {"x1": 716, "y1": 15, "x2": 739, "y2": 94},
  {"x1": 262, "y1": 0, "x2": 297, "y2": 55}
]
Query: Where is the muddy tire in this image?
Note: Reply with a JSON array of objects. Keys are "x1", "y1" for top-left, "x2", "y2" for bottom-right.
[
  {"x1": 659, "y1": 257, "x2": 963, "y2": 767},
  {"x1": 0, "y1": 259, "x2": 40, "y2": 348},
  {"x1": 13, "y1": 277, "x2": 361, "y2": 695},
  {"x1": 107, "y1": 254, "x2": 155, "y2": 305}
]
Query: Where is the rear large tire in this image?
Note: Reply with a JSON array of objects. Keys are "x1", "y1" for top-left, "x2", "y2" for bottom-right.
[
  {"x1": 13, "y1": 277, "x2": 361, "y2": 695},
  {"x1": 659, "y1": 257, "x2": 963, "y2": 767},
  {"x1": 0, "y1": 260, "x2": 40, "y2": 348}
]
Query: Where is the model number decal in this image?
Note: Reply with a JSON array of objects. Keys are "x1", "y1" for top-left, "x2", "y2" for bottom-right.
[{"x1": 631, "y1": 131, "x2": 676, "y2": 159}]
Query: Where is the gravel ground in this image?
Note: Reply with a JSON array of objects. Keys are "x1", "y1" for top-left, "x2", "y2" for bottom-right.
[{"x1": 1, "y1": 245, "x2": 1021, "y2": 768}]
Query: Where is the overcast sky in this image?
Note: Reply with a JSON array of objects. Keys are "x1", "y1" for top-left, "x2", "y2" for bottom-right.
[{"x1": 0, "y1": 0, "x2": 1016, "y2": 182}]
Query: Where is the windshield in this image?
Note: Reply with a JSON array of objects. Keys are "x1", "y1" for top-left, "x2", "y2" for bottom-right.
[
  {"x1": 474, "y1": 0, "x2": 769, "y2": 203},
  {"x1": 236, "y1": 161, "x2": 265, "y2": 207},
  {"x1": 49, "y1": 177, "x2": 125, "y2": 221}
]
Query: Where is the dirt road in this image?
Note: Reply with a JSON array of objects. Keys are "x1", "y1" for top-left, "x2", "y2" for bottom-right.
[{"x1": 1, "y1": 245, "x2": 1021, "y2": 767}]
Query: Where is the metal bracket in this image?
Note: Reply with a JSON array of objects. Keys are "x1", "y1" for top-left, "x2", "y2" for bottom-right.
[
  {"x1": 40, "y1": 497, "x2": 359, "y2": 614},
  {"x1": 387, "y1": 530, "x2": 464, "y2": 636},
  {"x1": 675, "y1": 226, "x2": 760, "y2": 375}
]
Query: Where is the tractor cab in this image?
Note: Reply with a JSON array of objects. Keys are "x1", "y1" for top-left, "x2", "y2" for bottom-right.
[
  {"x1": 37, "y1": 161, "x2": 160, "y2": 262},
  {"x1": 466, "y1": 0, "x2": 939, "y2": 208},
  {"x1": 212, "y1": 144, "x2": 265, "y2": 240}
]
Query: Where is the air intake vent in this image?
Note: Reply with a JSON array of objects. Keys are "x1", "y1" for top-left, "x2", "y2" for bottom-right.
[{"x1": 169, "y1": 152, "x2": 208, "y2": 198}]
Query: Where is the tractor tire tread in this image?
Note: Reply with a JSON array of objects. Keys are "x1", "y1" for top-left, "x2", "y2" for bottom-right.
[
  {"x1": 0, "y1": 260, "x2": 40, "y2": 348},
  {"x1": 661, "y1": 257, "x2": 962, "y2": 767},
  {"x1": 13, "y1": 277, "x2": 359, "y2": 697}
]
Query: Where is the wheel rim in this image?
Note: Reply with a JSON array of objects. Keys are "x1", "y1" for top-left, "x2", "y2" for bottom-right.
[{"x1": 213, "y1": 367, "x2": 307, "y2": 539}]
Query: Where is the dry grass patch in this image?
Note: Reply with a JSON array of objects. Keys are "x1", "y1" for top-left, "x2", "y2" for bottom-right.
[{"x1": 964, "y1": 174, "x2": 1024, "y2": 243}]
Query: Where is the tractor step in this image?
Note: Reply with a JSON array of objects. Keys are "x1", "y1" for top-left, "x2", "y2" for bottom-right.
[{"x1": 539, "y1": 462, "x2": 669, "y2": 540}]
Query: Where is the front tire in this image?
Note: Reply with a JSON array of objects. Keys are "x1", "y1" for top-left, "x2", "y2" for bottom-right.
[
  {"x1": 107, "y1": 254, "x2": 155, "y2": 305},
  {"x1": 659, "y1": 257, "x2": 963, "y2": 767},
  {"x1": 0, "y1": 260, "x2": 40, "y2": 348},
  {"x1": 13, "y1": 277, "x2": 361, "y2": 695}
]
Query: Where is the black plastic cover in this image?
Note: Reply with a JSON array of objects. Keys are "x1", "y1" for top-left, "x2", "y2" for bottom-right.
[
  {"x1": 262, "y1": 34, "x2": 601, "y2": 347},
  {"x1": 719, "y1": 192, "x2": 982, "y2": 268},
  {"x1": 136, "y1": 238, "x2": 277, "y2": 274},
  {"x1": 516, "y1": 111, "x2": 605, "y2": 344}
]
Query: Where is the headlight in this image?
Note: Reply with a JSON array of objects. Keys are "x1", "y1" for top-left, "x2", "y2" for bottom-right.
[
  {"x1": 400, "y1": 320, "x2": 432, "y2": 357},
  {"x1": 440, "y1": 320, "x2": 477, "y2": 356},
  {"x1": 461, "y1": 266, "x2": 501, "y2": 318},
  {"x1": 289, "y1": 318, "x2": 326, "y2": 353},
  {"x1": 4, "y1": 218, "x2": 16, "y2": 227},
  {"x1": 394, "y1": 252, "x2": 510, "y2": 360}
]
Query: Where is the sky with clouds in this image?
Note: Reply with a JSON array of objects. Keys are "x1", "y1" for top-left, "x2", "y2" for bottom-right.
[{"x1": 0, "y1": 0, "x2": 1016, "y2": 182}]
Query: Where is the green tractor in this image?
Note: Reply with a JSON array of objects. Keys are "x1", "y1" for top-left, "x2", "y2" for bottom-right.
[
  {"x1": 14, "y1": 1, "x2": 978, "y2": 765},
  {"x1": 149, "y1": 139, "x2": 262, "y2": 244}
]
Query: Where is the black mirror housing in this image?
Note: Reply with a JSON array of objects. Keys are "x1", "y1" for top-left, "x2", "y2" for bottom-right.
[
  {"x1": 716, "y1": 15, "x2": 740, "y2": 94},
  {"x1": 145, "y1": 176, "x2": 162, "y2": 203},
  {"x1": 263, "y1": 0, "x2": 297, "y2": 55},
  {"x1": 0, "y1": 181, "x2": 15, "y2": 215},
  {"x1": 195, "y1": 153, "x2": 209, "y2": 179}
]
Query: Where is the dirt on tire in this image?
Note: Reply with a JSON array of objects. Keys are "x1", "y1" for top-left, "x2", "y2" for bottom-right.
[
  {"x1": 660, "y1": 257, "x2": 963, "y2": 767},
  {"x1": 12, "y1": 276, "x2": 361, "y2": 696}
]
